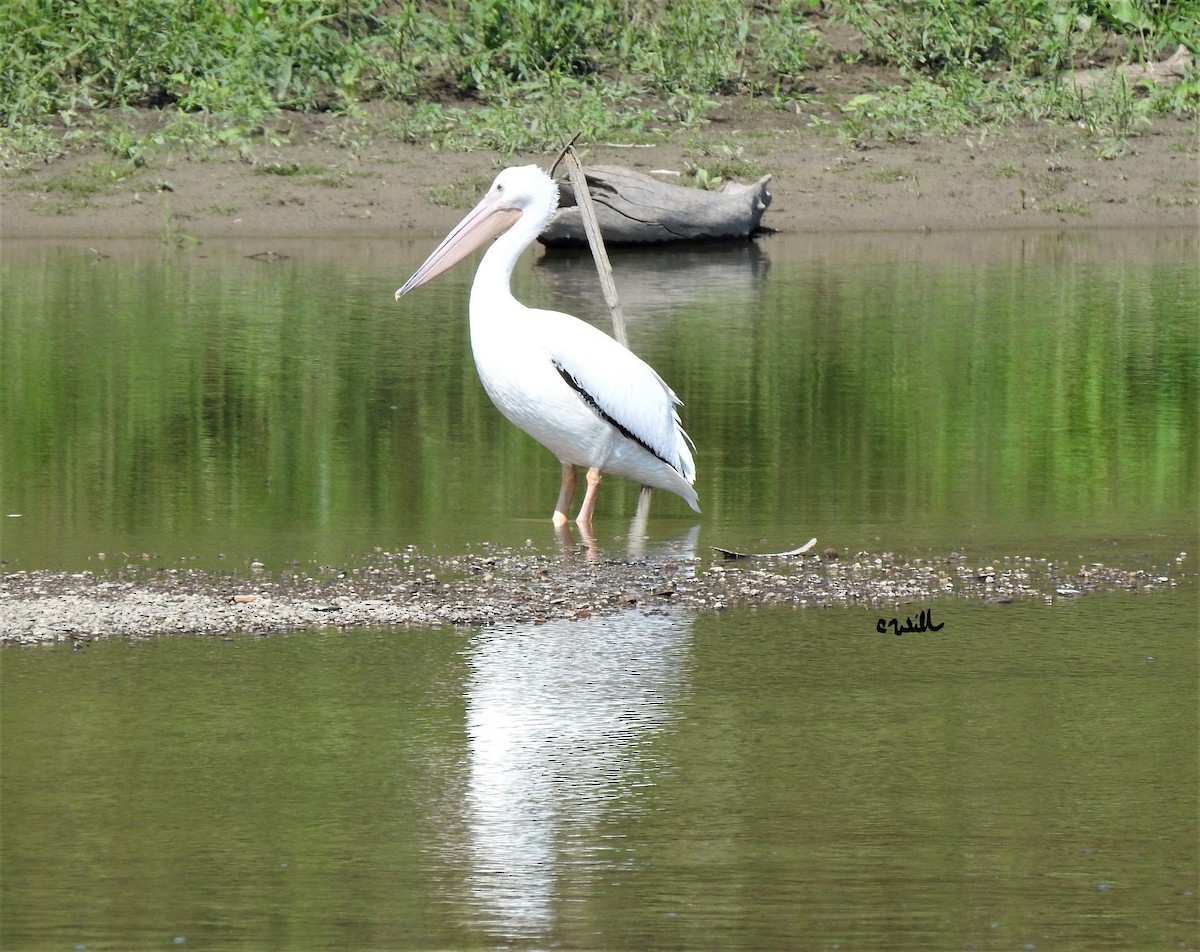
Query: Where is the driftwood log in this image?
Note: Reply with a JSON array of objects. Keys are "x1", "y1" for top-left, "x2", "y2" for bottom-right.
[{"x1": 540, "y1": 165, "x2": 772, "y2": 247}]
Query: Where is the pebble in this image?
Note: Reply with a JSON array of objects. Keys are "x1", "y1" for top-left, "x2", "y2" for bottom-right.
[{"x1": 0, "y1": 547, "x2": 1188, "y2": 646}]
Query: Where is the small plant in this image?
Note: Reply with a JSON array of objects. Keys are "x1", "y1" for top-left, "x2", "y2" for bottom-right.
[
  {"x1": 861, "y1": 166, "x2": 910, "y2": 183},
  {"x1": 38, "y1": 161, "x2": 131, "y2": 198},
  {"x1": 683, "y1": 143, "x2": 761, "y2": 188},
  {"x1": 160, "y1": 200, "x2": 199, "y2": 247},
  {"x1": 837, "y1": 0, "x2": 1079, "y2": 78},
  {"x1": 255, "y1": 162, "x2": 327, "y2": 177},
  {"x1": 1091, "y1": 0, "x2": 1200, "y2": 61},
  {"x1": 98, "y1": 120, "x2": 151, "y2": 166},
  {"x1": 1041, "y1": 199, "x2": 1091, "y2": 216},
  {"x1": 685, "y1": 164, "x2": 725, "y2": 189}
]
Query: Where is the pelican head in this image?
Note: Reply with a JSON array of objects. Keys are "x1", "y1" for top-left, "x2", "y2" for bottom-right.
[{"x1": 396, "y1": 165, "x2": 558, "y2": 299}]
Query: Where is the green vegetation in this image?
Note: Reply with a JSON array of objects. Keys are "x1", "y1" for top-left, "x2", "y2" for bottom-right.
[{"x1": 0, "y1": 0, "x2": 1196, "y2": 167}]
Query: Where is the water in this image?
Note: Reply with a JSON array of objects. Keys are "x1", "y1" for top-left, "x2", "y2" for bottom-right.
[
  {"x1": 2, "y1": 229, "x2": 1197, "y2": 948},
  {"x1": 2, "y1": 594, "x2": 1195, "y2": 950},
  {"x1": 1, "y1": 231, "x2": 1195, "y2": 570}
]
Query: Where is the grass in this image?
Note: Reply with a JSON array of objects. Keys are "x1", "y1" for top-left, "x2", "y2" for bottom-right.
[
  {"x1": 159, "y1": 201, "x2": 198, "y2": 246},
  {"x1": 36, "y1": 197, "x2": 100, "y2": 216},
  {"x1": 33, "y1": 161, "x2": 132, "y2": 197},
  {"x1": 1153, "y1": 192, "x2": 1200, "y2": 206},
  {"x1": 681, "y1": 142, "x2": 765, "y2": 188},
  {"x1": 860, "y1": 166, "x2": 911, "y2": 183},
  {"x1": 0, "y1": 0, "x2": 1196, "y2": 167},
  {"x1": 255, "y1": 162, "x2": 328, "y2": 177},
  {"x1": 1041, "y1": 200, "x2": 1092, "y2": 215}
]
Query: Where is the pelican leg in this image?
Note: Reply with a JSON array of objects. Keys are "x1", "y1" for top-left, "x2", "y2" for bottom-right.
[
  {"x1": 576, "y1": 467, "x2": 603, "y2": 526},
  {"x1": 553, "y1": 463, "x2": 577, "y2": 527}
]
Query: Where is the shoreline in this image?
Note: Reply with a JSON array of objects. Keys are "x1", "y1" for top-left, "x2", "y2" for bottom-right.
[
  {"x1": 3, "y1": 113, "x2": 1197, "y2": 243},
  {"x1": 2, "y1": 547, "x2": 1191, "y2": 646}
]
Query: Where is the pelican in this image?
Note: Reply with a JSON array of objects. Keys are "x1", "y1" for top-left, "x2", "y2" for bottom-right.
[{"x1": 395, "y1": 165, "x2": 699, "y2": 527}]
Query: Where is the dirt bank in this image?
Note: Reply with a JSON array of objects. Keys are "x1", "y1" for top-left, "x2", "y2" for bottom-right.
[{"x1": 2, "y1": 101, "x2": 1197, "y2": 243}]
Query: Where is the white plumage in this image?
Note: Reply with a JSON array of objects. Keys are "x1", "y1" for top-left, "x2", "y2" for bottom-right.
[{"x1": 397, "y1": 164, "x2": 698, "y2": 526}]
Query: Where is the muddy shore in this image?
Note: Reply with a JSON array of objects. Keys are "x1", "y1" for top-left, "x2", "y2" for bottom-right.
[
  {"x1": 1, "y1": 545, "x2": 1191, "y2": 646},
  {"x1": 2, "y1": 104, "x2": 1197, "y2": 242}
]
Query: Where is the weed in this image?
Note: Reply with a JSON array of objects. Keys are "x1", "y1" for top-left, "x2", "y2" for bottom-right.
[
  {"x1": 1153, "y1": 193, "x2": 1200, "y2": 206},
  {"x1": 837, "y1": 0, "x2": 1082, "y2": 78},
  {"x1": 830, "y1": 1, "x2": 1197, "y2": 149},
  {"x1": 683, "y1": 143, "x2": 762, "y2": 187},
  {"x1": 160, "y1": 200, "x2": 199, "y2": 247},
  {"x1": 255, "y1": 162, "x2": 327, "y2": 177},
  {"x1": 1092, "y1": 0, "x2": 1199, "y2": 60},
  {"x1": 39, "y1": 162, "x2": 132, "y2": 197},
  {"x1": 36, "y1": 198, "x2": 100, "y2": 216},
  {"x1": 861, "y1": 166, "x2": 911, "y2": 183},
  {"x1": 1041, "y1": 200, "x2": 1091, "y2": 215},
  {"x1": 0, "y1": 0, "x2": 1194, "y2": 162},
  {"x1": 98, "y1": 119, "x2": 152, "y2": 166}
]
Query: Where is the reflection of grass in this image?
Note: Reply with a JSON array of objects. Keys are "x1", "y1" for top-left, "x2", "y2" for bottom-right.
[{"x1": 3, "y1": 228, "x2": 1194, "y2": 578}]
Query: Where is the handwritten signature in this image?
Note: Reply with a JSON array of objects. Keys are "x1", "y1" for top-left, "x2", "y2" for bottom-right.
[{"x1": 876, "y1": 609, "x2": 945, "y2": 636}]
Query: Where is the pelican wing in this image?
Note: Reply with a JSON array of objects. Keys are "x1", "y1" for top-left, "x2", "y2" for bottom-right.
[{"x1": 535, "y1": 309, "x2": 696, "y2": 482}]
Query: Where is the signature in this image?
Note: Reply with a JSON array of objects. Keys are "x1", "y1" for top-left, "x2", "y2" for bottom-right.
[{"x1": 876, "y1": 609, "x2": 945, "y2": 636}]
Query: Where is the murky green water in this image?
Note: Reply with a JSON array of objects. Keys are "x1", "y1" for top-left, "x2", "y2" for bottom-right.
[
  {"x1": 1, "y1": 231, "x2": 1196, "y2": 570},
  {"x1": 2, "y1": 593, "x2": 1196, "y2": 950},
  {"x1": 2, "y1": 229, "x2": 1197, "y2": 948}
]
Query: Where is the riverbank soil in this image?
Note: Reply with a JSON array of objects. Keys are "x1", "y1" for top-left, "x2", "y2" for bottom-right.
[{"x1": 2, "y1": 97, "x2": 1197, "y2": 241}]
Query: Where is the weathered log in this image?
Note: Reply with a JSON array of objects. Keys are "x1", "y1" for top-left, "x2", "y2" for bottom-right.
[{"x1": 540, "y1": 165, "x2": 772, "y2": 247}]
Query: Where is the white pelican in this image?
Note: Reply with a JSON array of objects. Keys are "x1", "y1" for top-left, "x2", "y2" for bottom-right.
[{"x1": 395, "y1": 165, "x2": 699, "y2": 527}]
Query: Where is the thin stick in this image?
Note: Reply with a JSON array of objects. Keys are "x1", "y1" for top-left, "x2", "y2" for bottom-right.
[
  {"x1": 557, "y1": 142, "x2": 629, "y2": 348},
  {"x1": 548, "y1": 133, "x2": 581, "y2": 179},
  {"x1": 556, "y1": 138, "x2": 646, "y2": 508}
]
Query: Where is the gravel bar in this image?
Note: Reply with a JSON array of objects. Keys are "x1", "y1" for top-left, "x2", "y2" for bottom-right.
[{"x1": 1, "y1": 545, "x2": 1190, "y2": 646}]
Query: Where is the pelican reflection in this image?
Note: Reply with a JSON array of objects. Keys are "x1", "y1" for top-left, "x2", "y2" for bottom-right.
[{"x1": 459, "y1": 608, "x2": 692, "y2": 940}]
